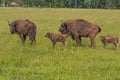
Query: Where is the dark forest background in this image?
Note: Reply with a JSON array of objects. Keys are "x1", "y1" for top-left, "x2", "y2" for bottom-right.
[{"x1": 0, "y1": 0, "x2": 120, "y2": 9}]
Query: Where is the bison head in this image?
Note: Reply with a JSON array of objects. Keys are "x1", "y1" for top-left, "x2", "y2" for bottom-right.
[
  {"x1": 59, "y1": 23, "x2": 67, "y2": 34},
  {"x1": 8, "y1": 21, "x2": 16, "y2": 34},
  {"x1": 45, "y1": 32, "x2": 51, "y2": 38}
]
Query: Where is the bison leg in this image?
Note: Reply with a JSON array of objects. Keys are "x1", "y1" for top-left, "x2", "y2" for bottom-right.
[
  {"x1": 29, "y1": 35, "x2": 36, "y2": 45},
  {"x1": 113, "y1": 43, "x2": 119, "y2": 49},
  {"x1": 30, "y1": 37, "x2": 36, "y2": 45},
  {"x1": 89, "y1": 33, "x2": 96, "y2": 48},
  {"x1": 79, "y1": 36, "x2": 82, "y2": 45},
  {"x1": 89, "y1": 37, "x2": 95, "y2": 48},
  {"x1": 23, "y1": 35, "x2": 26, "y2": 41},
  {"x1": 71, "y1": 32, "x2": 80, "y2": 46},
  {"x1": 74, "y1": 35, "x2": 80, "y2": 46},
  {"x1": 19, "y1": 34, "x2": 26, "y2": 45},
  {"x1": 103, "y1": 42, "x2": 107, "y2": 48}
]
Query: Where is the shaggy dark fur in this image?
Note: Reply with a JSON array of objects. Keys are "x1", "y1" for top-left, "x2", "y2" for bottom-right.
[
  {"x1": 100, "y1": 36, "x2": 119, "y2": 49},
  {"x1": 59, "y1": 19, "x2": 101, "y2": 48},
  {"x1": 8, "y1": 19, "x2": 36, "y2": 45},
  {"x1": 45, "y1": 32, "x2": 67, "y2": 48}
]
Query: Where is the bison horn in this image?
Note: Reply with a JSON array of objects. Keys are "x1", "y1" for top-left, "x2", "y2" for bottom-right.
[
  {"x1": 26, "y1": 19, "x2": 29, "y2": 21},
  {"x1": 8, "y1": 21, "x2": 10, "y2": 25}
]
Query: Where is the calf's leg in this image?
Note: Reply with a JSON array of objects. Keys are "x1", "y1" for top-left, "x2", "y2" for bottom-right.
[
  {"x1": 113, "y1": 42, "x2": 119, "y2": 49},
  {"x1": 53, "y1": 42, "x2": 56, "y2": 49},
  {"x1": 62, "y1": 41, "x2": 66, "y2": 48}
]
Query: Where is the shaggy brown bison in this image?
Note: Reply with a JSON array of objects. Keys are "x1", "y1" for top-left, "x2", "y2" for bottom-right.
[
  {"x1": 8, "y1": 19, "x2": 36, "y2": 45},
  {"x1": 100, "y1": 36, "x2": 119, "y2": 49},
  {"x1": 45, "y1": 32, "x2": 68, "y2": 48},
  {"x1": 59, "y1": 19, "x2": 101, "y2": 48}
]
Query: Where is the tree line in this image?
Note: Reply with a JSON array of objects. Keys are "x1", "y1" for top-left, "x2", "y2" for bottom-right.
[{"x1": 0, "y1": 0, "x2": 120, "y2": 9}]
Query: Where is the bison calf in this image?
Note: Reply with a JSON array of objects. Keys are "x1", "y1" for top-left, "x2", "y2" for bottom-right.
[
  {"x1": 8, "y1": 19, "x2": 36, "y2": 45},
  {"x1": 45, "y1": 32, "x2": 67, "y2": 48},
  {"x1": 100, "y1": 36, "x2": 119, "y2": 49}
]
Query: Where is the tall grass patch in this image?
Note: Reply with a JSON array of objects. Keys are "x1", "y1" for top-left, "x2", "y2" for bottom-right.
[{"x1": 0, "y1": 7, "x2": 120, "y2": 80}]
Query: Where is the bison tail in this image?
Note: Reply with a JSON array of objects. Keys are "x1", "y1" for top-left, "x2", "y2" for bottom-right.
[{"x1": 30, "y1": 28, "x2": 36, "y2": 40}]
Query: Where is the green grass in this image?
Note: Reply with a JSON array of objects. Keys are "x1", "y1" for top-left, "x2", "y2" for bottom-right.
[{"x1": 0, "y1": 7, "x2": 120, "y2": 80}]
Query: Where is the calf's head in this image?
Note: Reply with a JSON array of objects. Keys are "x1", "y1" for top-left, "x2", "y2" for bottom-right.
[
  {"x1": 45, "y1": 32, "x2": 52, "y2": 38},
  {"x1": 8, "y1": 21, "x2": 16, "y2": 34}
]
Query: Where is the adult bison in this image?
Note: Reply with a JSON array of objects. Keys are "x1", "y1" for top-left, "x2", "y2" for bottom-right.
[
  {"x1": 8, "y1": 19, "x2": 36, "y2": 45},
  {"x1": 59, "y1": 19, "x2": 101, "y2": 48}
]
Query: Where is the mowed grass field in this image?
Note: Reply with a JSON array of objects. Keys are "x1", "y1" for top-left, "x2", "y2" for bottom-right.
[{"x1": 0, "y1": 7, "x2": 120, "y2": 80}]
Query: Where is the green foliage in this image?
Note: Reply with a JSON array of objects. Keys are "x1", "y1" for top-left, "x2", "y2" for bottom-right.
[
  {"x1": 0, "y1": 7, "x2": 120, "y2": 80},
  {"x1": 0, "y1": 0, "x2": 120, "y2": 9}
]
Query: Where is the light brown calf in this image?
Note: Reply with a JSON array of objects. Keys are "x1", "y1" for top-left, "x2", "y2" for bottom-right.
[
  {"x1": 100, "y1": 36, "x2": 119, "y2": 49},
  {"x1": 45, "y1": 32, "x2": 68, "y2": 48}
]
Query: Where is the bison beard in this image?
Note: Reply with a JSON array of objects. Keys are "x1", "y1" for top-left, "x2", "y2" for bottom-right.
[
  {"x1": 8, "y1": 19, "x2": 36, "y2": 45},
  {"x1": 59, "y1": 19, "x2": 101, "y2": 48}
]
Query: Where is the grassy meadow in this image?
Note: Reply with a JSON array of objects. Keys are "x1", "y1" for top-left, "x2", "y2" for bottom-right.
[{"x1": 0, "y1": 7, "x2": 120, "y2": 80}]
